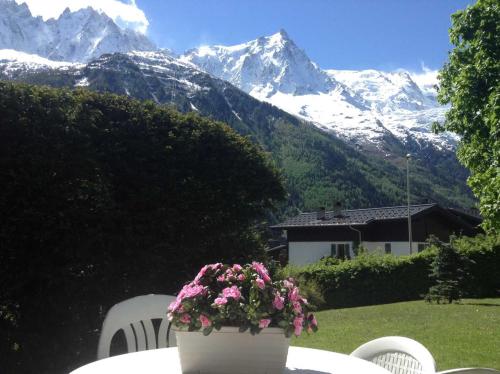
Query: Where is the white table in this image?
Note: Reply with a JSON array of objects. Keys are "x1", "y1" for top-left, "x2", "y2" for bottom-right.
[{"x1": 71, "y1": 346, "x2": 392, "y2": 373}]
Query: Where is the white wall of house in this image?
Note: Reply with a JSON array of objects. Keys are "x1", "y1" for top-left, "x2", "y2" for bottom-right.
[
  {"x1": 289, "y1": 241, "x2": 427, "y2": 266},
  {"x1": 289, "y1": 241, "x2": 354, "y2": 266},
  {"x1": 362, "y1": 241, "x2": 426, "y2": 256}
]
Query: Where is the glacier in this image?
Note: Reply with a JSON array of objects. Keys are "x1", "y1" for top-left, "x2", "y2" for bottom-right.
[{"x1": 181, "y1": 30, "x2": 457, "y2": 152}]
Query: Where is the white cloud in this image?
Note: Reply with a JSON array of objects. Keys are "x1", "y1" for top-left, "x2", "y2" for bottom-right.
[
  {"x1": 411, "y1": 62, "x2": 439, "y2": 89},
  {"x1": 15, "y1": 0, "x2": 149, "y2": 34}
]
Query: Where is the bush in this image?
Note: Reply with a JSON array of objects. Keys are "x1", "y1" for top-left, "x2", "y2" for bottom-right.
[
  {"x1": 0, "y1": 82, "x2": 285, "y2": 374},
  {"x1": 425, "y1": 236, "x2": 470, "y2": 303},
  {"x1": 453, "y1": 234, "x2": 500, "y2": 297},
  {"x1": 293, "y1": 234, "x2": 499, "y2": 309}
]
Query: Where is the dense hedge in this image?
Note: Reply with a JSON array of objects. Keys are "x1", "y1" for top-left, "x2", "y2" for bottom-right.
[
  {"x1": 295, "y1": 235, "x2": 499, "y2": 308},
  {"x1": 0, "y1": 82, "x2": 285, "y2": 374},
  {"x1": 454, "y1": 235, "x2": 500, "y2": 297},
  {"x1": 297, "y1": 251, "x2": 435, "y2": 308}
]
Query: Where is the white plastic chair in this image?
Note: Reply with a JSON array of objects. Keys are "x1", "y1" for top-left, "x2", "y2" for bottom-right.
[
  {"x1": 350, "y1": 336, "x2": 436, "y2": 374},
  {"x1": 97, "y1": 294, "x2": 176, "y2": 359},
  {"x1": 437, "y1": 370, "x2": 500, "y2": 374}
]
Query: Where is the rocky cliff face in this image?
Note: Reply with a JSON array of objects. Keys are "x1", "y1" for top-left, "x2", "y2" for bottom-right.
[{"x1": 0, "y1": 0, "x2": 155, "y2": 62}]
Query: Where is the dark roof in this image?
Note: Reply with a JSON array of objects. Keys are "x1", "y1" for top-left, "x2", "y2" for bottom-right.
[{"x1": 271, "y1": 203, "x2": 479, "y2": 229}]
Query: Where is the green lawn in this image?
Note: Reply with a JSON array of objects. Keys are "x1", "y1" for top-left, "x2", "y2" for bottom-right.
[{"x1": 292, "y1": 298, "x2": 500, "y2": 371}]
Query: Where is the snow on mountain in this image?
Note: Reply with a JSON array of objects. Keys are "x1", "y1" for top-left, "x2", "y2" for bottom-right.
[
  {"x1": 181, "y1": 29, "x2": 341, "y2": 98},
  {"x1": 182, "y1": 31, "x2": 456, "y2": 151},
  {"x1": 0, "y1": 0, "x2": 155, "y2": 62},
  {"x1": 0, "y1": 49, "x2": 83, "y2": 81},
  {"x1": 0, "y1": 49, "x2": 78, "y2": 70},
  {"x1": 327, "y1": 69, "x2": 434, "y2": 112}
]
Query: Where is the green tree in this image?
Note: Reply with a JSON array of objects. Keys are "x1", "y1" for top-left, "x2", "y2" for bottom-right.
[
  {"x1": 0, "y1": 82, "x2": 285, "y2": 373},
  {"x1": 425, "y1": 236, "x2": 469, "y2": 304},
  {"x1": 435, "y1": 0, "x2": 500, "y2": 232}
]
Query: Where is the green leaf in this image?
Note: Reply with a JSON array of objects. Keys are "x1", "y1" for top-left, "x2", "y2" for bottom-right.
[{"x1": 202, "y1": 326, "x2": 213, "y2": 336}]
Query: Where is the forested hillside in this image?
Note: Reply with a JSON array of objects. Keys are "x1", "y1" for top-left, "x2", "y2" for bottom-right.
[{"x1": 0, "y1": 51, "x2": 476, "y2": 215}]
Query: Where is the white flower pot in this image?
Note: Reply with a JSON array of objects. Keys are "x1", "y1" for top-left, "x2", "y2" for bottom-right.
[{"x1": 175, "y1": 327, "x2": 290, "y2": 374}]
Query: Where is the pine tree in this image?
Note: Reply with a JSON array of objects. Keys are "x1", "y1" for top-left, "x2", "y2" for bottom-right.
[{"x1": 425, "y1": 236, "x2": 469, "y2": 304}]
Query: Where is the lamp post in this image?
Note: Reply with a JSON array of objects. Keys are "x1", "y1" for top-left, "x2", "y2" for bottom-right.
[{"x1": 406, "y1": 153, "x2": 413, "y2": 254}]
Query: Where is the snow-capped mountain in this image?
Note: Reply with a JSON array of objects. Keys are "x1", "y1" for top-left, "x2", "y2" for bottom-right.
[
  {"x1": 182, "y1": 31, "x2": 456, "y2": 151},
  {"x1": 0, "y1": 49, "x2": 80, "y2": 71},
  {"x1": 0, "y1": 0, "x2": 155, "y2": 62},
  {"x1": 0, "y1": 49, "x2": 474, "y2": 210},
  {"x1": 183, "y1": 29, "x2": 338, "y2": 97}
]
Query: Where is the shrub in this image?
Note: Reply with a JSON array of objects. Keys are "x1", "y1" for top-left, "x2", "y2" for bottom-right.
[
  {"x1": 297, "y1": 251, "x2": 435, "y2": 308},
  {"x1": 453, "y1": 234, "x2": 500, "y2": 297},
  {"x1": 425, "y1": 236, "x2": 470, "y2": 303},
  {"x1": 0, "y1": 82, "x2": 285, "y2": 374},
  {"x1": 293, "y1": 235, "x2": 499, "y2": 309}
]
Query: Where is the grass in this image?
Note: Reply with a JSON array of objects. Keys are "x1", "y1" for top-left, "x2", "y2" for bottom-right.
[{"x1": 292, "y1": 298, "x2": 500, "y2": 371}]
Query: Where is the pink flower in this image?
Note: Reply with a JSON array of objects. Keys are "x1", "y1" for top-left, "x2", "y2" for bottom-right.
[
  {"x1": 168, "y1": 299, "x2": 182, "y2": 313},
  {"x1": 237, "y1": 274, "x2": 246, "y2": 281},
  {"x1": 210, "y1": 263, "x2": 222, "y2": 270},
  {"x1": 259, "y1": 319, "x2": 271, "y2": 328},
  {"x1": 225, "y1": 269, "x2": 236, "y2": 282},
  {"x1": 255, "y1": 278, "x2": 265, "y2": 289},
  {"x1": 199, "y1": 314, "x2": 211, "y2": 328},
  {"x1": 307, "y1": 314, "x2": 318, "y2": 326},
  {"x1": 180, "y1": 314, "x2": 191, "y2": 324},
  {"x1": 184, "y1": 285, "x2": 205, "y2": 298},
  {"x1": 284, "y1": 279, "x2": 295, "y2": 289},
  {"x1": 273, "y1": 293, "x2": 285, "y2": 310},
  {"x1": 177, "y1": 283, "x2": 206, "y2": 300},
  {"x1": 222, "y1": 285, "x2": 241, "y2": 300},
  {"x1": 289, "y1": 286, "x2": 300, "y2": 302},
  {"x1": 194, "y1": 265, "x2": 209, "y2": 283},
  {"x1": 232, "y1": 264, "x2": 243, "y2": 272},
  {"x1": 293, "y1": 301, "x2": 302, "y2": 314},
  {"x1": 310, "y1": 315, "x2": 318, "y2": 327},
  {"x1": 217, "y1": 275, "x2": 226, "y2": 282},
  {"x1": 293, "y1": 316, "x2": 304, "y2": 336},
  {"x1": 214, "y1": 297, "x2": 227, "y2": 306},
  {"x1": 252, "y1": 262, "x2": 272, "y2": 283}
]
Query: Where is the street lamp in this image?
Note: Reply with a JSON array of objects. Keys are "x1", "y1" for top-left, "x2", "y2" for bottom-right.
[{"x1": 406, "y1": 153, "x2": 413, "y2": 254}]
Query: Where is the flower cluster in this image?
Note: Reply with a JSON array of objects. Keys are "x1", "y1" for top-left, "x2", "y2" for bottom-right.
[{"x1": 168, "y1": 262, "x2": 318, "y2": 337}]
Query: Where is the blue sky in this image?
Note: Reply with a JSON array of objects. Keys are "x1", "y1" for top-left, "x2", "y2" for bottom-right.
[
  {"x1": 137, "y1": 0, "x2": 474, "y2": 72},
  {"x1": 19, "y1": 0, "x2": 475, "y2": 72}
]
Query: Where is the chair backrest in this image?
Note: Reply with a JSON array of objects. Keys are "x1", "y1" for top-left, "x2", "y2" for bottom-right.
[
  {"x1": 97, "y1": 294, "x2": 176, "y2": 360},
  {"x1": 350, "y1": 336, "x2": 436, "y2": 374},
  {"x1": 437, "y1": 369, "x2": 500, "y2": 374}
]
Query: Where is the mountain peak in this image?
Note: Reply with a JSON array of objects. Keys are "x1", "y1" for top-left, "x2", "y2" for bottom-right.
[
  {"x1": 275, "y1": 28, "x2": 290, "y2": 40},
  {"x1": 0, "y1": 1, "x2": 155, "y2": 62},
  {"x1": 182, "y1": 30, "x2": 337, "y2": 97}
]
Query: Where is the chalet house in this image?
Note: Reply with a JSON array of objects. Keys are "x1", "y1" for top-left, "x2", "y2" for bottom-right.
[{"x1": 270, "y1": 203, "x2": 482, "y2": 266}]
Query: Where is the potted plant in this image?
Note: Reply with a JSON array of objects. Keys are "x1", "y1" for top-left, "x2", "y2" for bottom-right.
[{"x1": 168, "y1": 262, "x2": 318, "y2": 373}]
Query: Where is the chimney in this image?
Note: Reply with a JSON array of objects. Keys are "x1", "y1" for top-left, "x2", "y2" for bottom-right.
[
  {"x1": 333, "y1": 201, "x2": 343, "y2": 218},
  {"x1": 317, "y1": 207, "x2": 326, "y2": 220}
]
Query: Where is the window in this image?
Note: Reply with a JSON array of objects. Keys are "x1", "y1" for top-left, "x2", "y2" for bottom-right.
[
  {"x1": 330, "y1": 244, "x2": 337, "y2": 258},
  {"x1": 384, "y1": 243, "x2": 392, "y2": 254},
  {"x1": 418, "y1": 243, "x2": 428, "y2": 252},
  {"x1": 331, "y1": 243, "x2": 351, "y2": 260}
]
